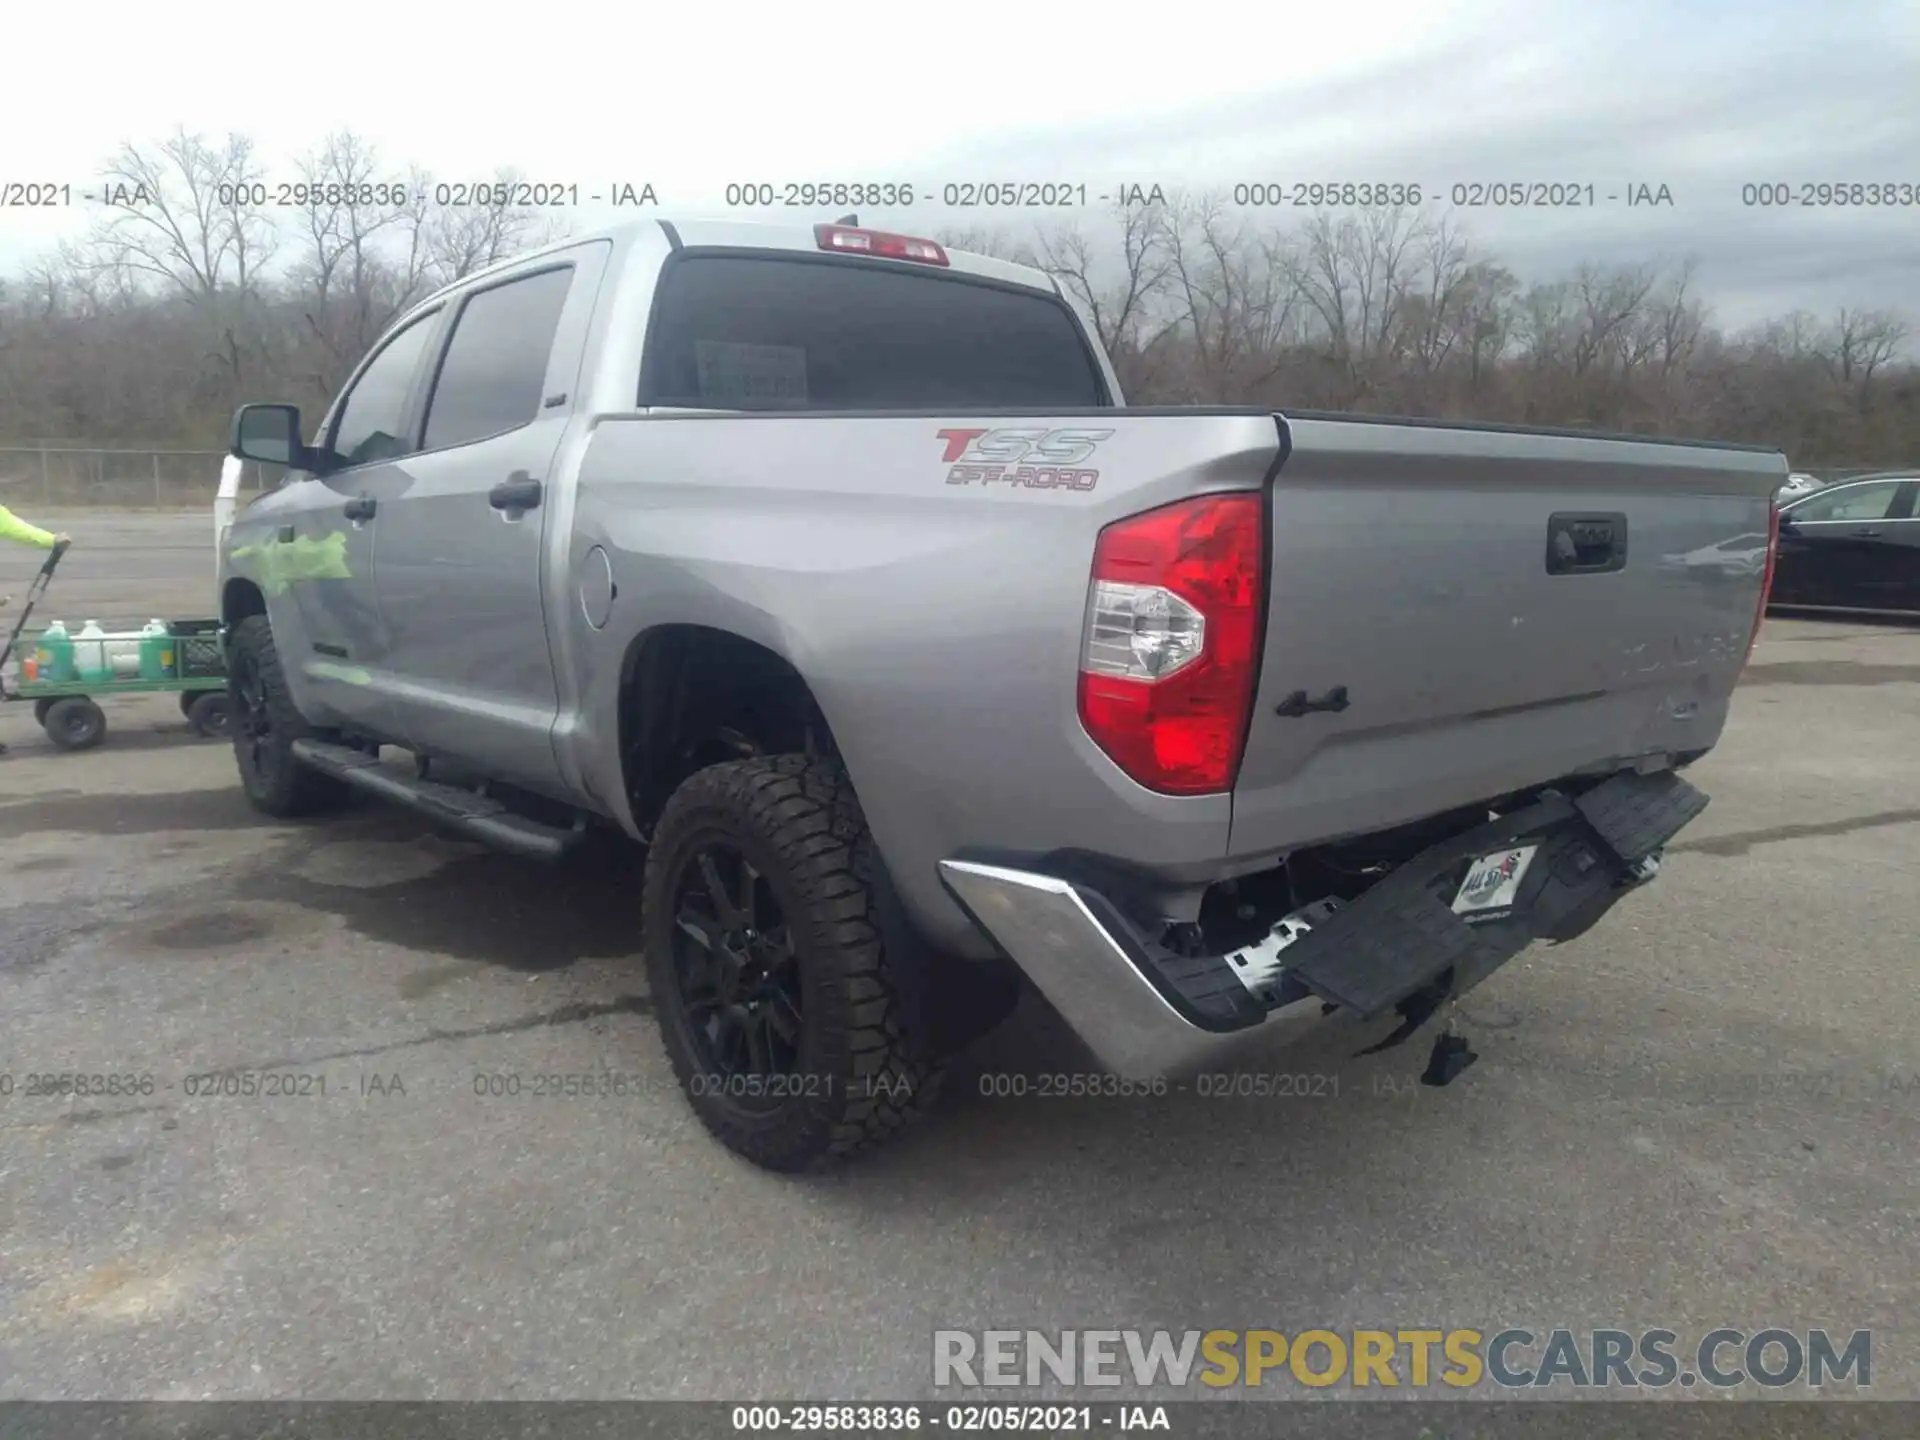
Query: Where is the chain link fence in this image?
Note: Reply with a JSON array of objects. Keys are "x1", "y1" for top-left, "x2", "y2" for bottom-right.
[{"x1": 0, "y1": 445, "x2": 278, "y2": 511}]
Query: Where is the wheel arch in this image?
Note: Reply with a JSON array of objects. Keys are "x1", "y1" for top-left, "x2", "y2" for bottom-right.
[
  {"x1": 615, "y1": 623, "x2": 842, "y2": 837},
  {"x1": 613, "y1": 624, "x2": 1024, "y2": 1057},
  {"x1": 223, "y1": 577, "x2": 267, "y2": 628}
]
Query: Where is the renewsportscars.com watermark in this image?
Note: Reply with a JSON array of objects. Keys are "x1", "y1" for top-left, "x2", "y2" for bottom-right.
[{"x1": 933, "y1": 1328, "x2": 1871, "y2": 1392}]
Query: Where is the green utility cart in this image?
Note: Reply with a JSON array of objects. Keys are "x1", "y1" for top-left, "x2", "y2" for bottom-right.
[{"x1": 0, "y1": 541, "x2": 230, "y2": 752}]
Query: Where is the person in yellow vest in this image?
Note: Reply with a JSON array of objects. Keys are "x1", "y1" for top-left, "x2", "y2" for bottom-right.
[
  {"x1": 0, "y1": 504, "x2": 67, "y2": 552},
  {"x1": 0, "y1": 505, "x2": 70, "y2": 754}
]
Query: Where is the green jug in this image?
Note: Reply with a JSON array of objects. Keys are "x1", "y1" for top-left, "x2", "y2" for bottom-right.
[
  {"x1": 34, "y1": 621, "x2": 76, "y2": 683},
  {"x1": 138, "y1": 619, "x2": 174, "y2": 680}
]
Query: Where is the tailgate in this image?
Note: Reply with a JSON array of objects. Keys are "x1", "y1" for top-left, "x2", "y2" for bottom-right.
[{"x1": 1228, "y1": 415, "x2": 1785, "y2": 859}]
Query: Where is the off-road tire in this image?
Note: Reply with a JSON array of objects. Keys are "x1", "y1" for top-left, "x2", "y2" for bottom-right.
[
  {"x1": 227, "y1": 615, "x2": 347, "y2": 817},
  {"x1": 33, "y1": 697, "x2": 56, "y2": 725},
  {"x1": 642, "y1": 755, "x2": 946, "y2": 1171}
]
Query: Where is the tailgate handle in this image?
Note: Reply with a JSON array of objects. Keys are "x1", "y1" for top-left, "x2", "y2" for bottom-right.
[{"x1": 1546, "y1": 512, "x2": 1627, "y2": 575}]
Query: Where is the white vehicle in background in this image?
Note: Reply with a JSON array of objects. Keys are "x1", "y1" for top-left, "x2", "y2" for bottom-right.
[
  {"x1": 1778, "y1": 472, "x2": 1824, "y2": 501},
  {"x1": 215, "y1": 454, "x2": 244, "y2": 575}
]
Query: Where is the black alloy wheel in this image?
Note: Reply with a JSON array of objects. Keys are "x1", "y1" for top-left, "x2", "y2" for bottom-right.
[
  {"x1": 230, "y1": 644, "x2": 274, "y2": 788},
  {"x1": 669, "y1": 839, "x2": 805, "y2": 1104},
  {"x1": 224, "y1": 615, "x2": 346, "y2": 816},
  {"x1": 640, "y1": 755, "x2": 945, "y2": 1170}
]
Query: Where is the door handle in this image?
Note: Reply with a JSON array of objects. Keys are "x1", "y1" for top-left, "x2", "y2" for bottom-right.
[
  {"x1": 490, "y1": 473, "x2": 543, "y2": 511},
  {"x1": 1856, "y1": 528, "x2": 1883, "y2": 537},
  {"x1": 343, "y1": 495, "x2": 377, "y2": 522}
]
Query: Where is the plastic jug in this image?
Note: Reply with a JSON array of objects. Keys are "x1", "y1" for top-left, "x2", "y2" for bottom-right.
[
  {"x1": 33, "y1": 621, "x2": 75, "y2": 683},
  {"x1": 75, "y1": 620, "x2": 110, "y2": 683},
  {"x1": 106, "y1": 633, "x2": 142, "y2": 678},
  {"x1": 138, "y1": 619, "x2": 175, "y2": 680}
]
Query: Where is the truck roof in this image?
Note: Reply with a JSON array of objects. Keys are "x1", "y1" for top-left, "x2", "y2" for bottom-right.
[{"x1": 412, "y1": 216, "x2": 1059, "y2": 315}]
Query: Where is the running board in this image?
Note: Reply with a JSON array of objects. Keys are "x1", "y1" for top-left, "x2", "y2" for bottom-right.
[{"x1": 289, "y1": 739, "x2": 586, "y2": 861}]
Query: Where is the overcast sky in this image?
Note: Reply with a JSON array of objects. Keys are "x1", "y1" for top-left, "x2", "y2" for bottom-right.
[{"x1": 2, "y1": 0, "x2": 1915, "y2": 334}]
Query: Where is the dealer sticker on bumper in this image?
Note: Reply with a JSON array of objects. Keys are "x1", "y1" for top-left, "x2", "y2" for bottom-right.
[{"x1": 1451, "y1": 844, "x2": 1539, "y2": 918}]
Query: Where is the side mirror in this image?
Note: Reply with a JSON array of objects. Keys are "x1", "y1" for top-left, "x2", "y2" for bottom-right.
[
  {"x1": 230, "y1": 404, "x2": 309, "y2": 468},
  {"x1": 1776, "y1": 513, "x2": 1799, "y2": 535}
]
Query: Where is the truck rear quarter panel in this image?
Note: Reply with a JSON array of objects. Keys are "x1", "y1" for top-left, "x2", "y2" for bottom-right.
[{"x1": 566, "y1": 410, "x2": 1283, "y2": 956}]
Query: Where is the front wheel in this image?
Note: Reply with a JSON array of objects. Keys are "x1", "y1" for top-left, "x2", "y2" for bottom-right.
[
  {"x1": 226, "y1": 615, "x2": 347, "y2": 817},
  {"x1": 642, "y1": 755, "x2": 945, "y2": 1171},
  {"x1": 42, "y1": 696, "x2": 106, "y2": 751}
]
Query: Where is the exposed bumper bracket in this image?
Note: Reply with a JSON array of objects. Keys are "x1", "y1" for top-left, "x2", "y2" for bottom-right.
[{"x1": 939, "y1": 769, "x2": 1708, "y2": 1078}]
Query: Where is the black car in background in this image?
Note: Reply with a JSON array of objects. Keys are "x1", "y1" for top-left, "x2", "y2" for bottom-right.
[{"x1": 1769, "y1": 474, "x2": 1920, "y2": 617}]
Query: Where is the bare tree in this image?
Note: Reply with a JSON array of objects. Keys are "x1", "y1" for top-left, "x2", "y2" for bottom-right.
[
  {"x1": 1159, "y1": 193, "x2": 1305, "y2": 402},
  {"x1": 4, "y1": 127, "x2": 1918, "y2": 469},
  {"x1": 289, "y1": 132, "x2": 431, "y2": 399},
  {"x1": 1287, "y1": 206, "x2": 1429, "y2": 406},
  {"x1": 1821, "y1": 307, "x2": 1910, "y2": 412},
  {"x1": 78, "y1": 130, "x2": 280, "y2": 414},
  {"x1": 1449, "y1": 261, "x2": 1520, "y2": 406},
  {"x1": 1568, "y1": 262, "x2": 1660, "y2": 383},
  {"x1": 412, "y1": 167, "x2": 572, "y2": 288},
  {"x1": 1394, "y1": 216, "x2": 1491, "y2": 409},
  {"x1": 88, "y1": 129, "x2": 277, "y2": 301},
  {"x1": 1032, "y1": 200, "x2": 1175, "y2": 355}
]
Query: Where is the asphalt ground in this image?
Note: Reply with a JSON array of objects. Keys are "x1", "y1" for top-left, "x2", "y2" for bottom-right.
[{"x1": 0, "y1": 512, "x2": 1915, "y2": 1409}]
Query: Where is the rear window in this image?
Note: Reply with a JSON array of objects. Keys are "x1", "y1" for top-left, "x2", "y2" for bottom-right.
[{"x1": 640, "y1": 255, "x2": 1105, "y2": 410}]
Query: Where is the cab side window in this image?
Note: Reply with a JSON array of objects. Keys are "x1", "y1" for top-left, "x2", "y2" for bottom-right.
[
  {"x1": 421, "y1": 267, "x2": 575, "y2": 452},
  {"x1": 328, "y1": 312, "x2": 438, "y2": 469}
]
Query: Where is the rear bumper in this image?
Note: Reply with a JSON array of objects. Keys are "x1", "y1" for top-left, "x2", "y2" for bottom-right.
[{"x1": 938, "y1": 769, "x2": 1709, "y2": 1078}]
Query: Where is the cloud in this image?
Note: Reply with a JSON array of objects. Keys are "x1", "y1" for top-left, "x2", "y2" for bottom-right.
[{"x1": 0, "y1": 0, "x2": 1912, "y2": 328}]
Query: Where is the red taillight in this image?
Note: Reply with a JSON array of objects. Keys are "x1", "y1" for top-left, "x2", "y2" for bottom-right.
[
  {"x1": 1077, "y1": 493, "x2": 1265, "y2": 795},
  {"x1": 1744, "y1": 500, "x2": 1781, "y2": 667},
  {"x1": 814, "y1": 224, "x2": 949, "y2": 266}
]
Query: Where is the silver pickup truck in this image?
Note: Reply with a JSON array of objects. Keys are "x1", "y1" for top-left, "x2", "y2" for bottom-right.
[{"x1": 221, "y1": 216, "x2": 1785, "y2": 1170}]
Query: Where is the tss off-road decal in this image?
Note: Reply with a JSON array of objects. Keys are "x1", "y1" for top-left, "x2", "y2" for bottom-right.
[{"x1": 935, "y1": 427, "x2": 1114, "y2": 491}]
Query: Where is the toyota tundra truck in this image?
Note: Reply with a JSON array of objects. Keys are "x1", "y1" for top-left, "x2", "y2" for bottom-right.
[{"x1": 219, "y1": 216, "x2": 1785, "y2": 1170}]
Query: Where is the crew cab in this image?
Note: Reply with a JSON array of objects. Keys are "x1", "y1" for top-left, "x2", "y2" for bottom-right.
[{"x1": 220, "y1": 217, "x2": 1786, "y2": 1170}]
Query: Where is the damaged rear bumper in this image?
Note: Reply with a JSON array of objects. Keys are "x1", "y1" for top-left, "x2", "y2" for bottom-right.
[{"x1": 937, "y1": 768, "x2": 1708, "y2": 1078}]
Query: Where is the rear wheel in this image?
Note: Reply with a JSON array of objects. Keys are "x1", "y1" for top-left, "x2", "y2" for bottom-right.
[
  {"x1": 33, "y1": 697, "x2": 56, "y2": 725},
  {"x1": 642, "y1": 755, "x2": 944, "y2": 1171},
  {"x1": 227, "y1": 615, "x2": 347, "y2": 817},
  {"x1": 185, "y1": 690, "x2": 232, "y2": 740},
  {"x1": 42, "y1": 697, "x2": 106, "y2": 752}
]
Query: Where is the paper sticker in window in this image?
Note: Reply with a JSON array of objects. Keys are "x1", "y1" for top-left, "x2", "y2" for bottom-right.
[{"x1": 694, "y1": 341, "x2": 809, "y2": 404}]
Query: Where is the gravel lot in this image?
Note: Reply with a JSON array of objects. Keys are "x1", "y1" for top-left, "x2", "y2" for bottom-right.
[{"x1": 1, "y1": 512, "x2": 1916, "y2": 1405}]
